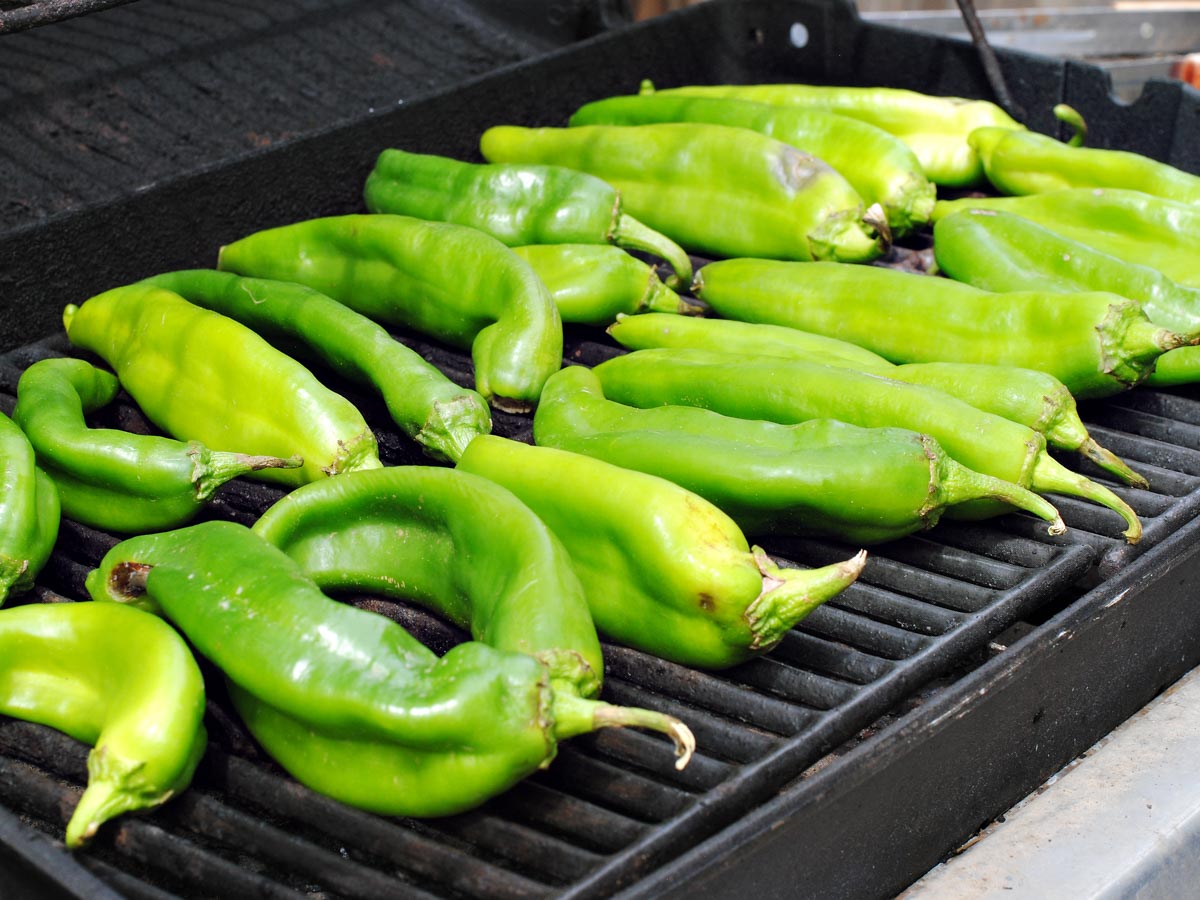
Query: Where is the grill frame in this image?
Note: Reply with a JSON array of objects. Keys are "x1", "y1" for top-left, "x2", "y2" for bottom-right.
[{"x1": 3, "y1": 0, "x2": 1200, "y2": 896}]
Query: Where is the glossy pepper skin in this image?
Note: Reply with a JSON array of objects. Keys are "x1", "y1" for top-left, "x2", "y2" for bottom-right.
[
  {"x1": 530, "y1": 367, "x2": 1063, "y2": 545},
  {"x1": 13, "y1": 357, "x2": 301, "y2": 532},
  {"x1": 480, "y1": 122, "x2": 886, "y2": 263},
  {"x1": 608, "y1": 312, "x2": 1147, "y2": 488},
  {"x1": 363, "y1": 148, "x2": 694, "y2": 289},
  {"x1": 0, "y1": 601, "x2": 206, "y2": 848},
  {"x1": 645, "y1": 82, "x2": 1024, "y2": 187},
  {"x1": 568, "y1": 90, "x2": 934, "y2": 237},
  {"x1": 932, "y1": 208, "x2": 1200, "y2": 388},
  {"x1": 218, "y1": 215, "x2": 561, "y2": 413},
  {"x1": 458, "y1": 431, "x2": 868, "y2": 668},
  {"x1": 693, "y1": 258, "x2": 1188, "y2": 400},
  {"x1": 0, "y1": 411, "x2": 59, "y2": 605},
  {"x1": 512, "y1": 244, "x2": 700, "y2": 327},
  {"x1": 591, "y1": 348, "x2": 1141, "y2": 542},
  {"x1": 87, "y1": 521, "x2": 693, "y2": 817},
  {"x1": 931, "y1": 189, "x2": 1200, "y2": 290},
  {"x1": 143, "y1": 270, "x2": 491, "y2": 463},
  {"x1": 63, "y1": 283, "x2": 381, "y2": 486}
]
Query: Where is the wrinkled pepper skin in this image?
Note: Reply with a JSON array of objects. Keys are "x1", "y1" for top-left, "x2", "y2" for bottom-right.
[
  {"x1": 14, "y1": 357, "x2": 301, "y2": 532},
  {"x1": 530, "y1": 366, "x2": 1063, "y2": 546},
  {"x1": 931, "y1": 189, "x2": 1200, "y2": 290},
  {"x1": 458, "y1": 431, "x2": 868, "y2": 668},
  {"x1": 694, "y1": 258, "x2": 1187, "y2": 400},
  {"x1": 63, "y1": 283, "x2": 381, "y2": 486},
  {"x1": 512, "y1": 244, "x2": 700, "y2": 326},
  {"x1": 0, "y1": 601, "x2": 206, "y2": 848},
  {"x1": 363, "y1": 148, "x2": 693, "y2": 288},
  {"x1": 480, "y1": 123, "x2": 886, "y2": 263},
  {"x1": 645, "y1": 82, "x2": 1024, "y2": 187},
  {"x1": 932, "y1": 207, "x2": 1200, "y2": 388},
  {"x1": 591, "y1": 348, "x2": 1141, "y2": 541},
  {"x1": 569, "y1": 91, "x2": 934, "y2": 237},
  {"x1": 143, "y1": 270, "x2": 491, "y2": 463},
  {"x1": 608, "y1": 313, "x2": 1147, "y2": 488},
  {"x1": 0, "y1": 411, "x2": 59, "y2": 605},
  {"x1": 87, "y1": 521, "x2": 692, "y2": 817},
  {"x1": 251, "y1": 466, "x2": 604, "y2": 699},
  {"x1": 218, "y1": 215, "x2": 562, "y2": 413}
]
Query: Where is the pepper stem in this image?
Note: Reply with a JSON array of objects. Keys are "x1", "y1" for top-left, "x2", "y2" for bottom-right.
[
  {"x1": 938, "y1": 455, "x2": 1066, "y2": 535},
  {"x1": 640, "y1": 272, "x2": 705, "y2": 317},
  {"x1": 1078, "y1": 438, "x2": 1150, "y2": 490},
  {"x1": 192, "y1": 446, "x2": 303, "y2": 501},
  {"x1": 550, "y1": 690, "x2": 695, "y2": 770},
  {"x1": 611, "y1": 213, "x2": 693, "y2": 290},
  {"x1": 1031, "y1": 454, "x2": 1142, "y2": 543},
  {"x1": 1053, "y1": 103, "x2": 1088, "y2": 147},
  {"x1": 745, "y1": 548, "x2": 867, "y2": 652}
]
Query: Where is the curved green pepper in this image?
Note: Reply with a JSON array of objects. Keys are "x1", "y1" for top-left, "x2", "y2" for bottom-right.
[
  {"x1": 63, "y1": 283, "x2": 381, "y2": 486},
  {"x1": 142, "y1": 270, "x2": 491, "y2": 463},
  {"x1": 645, "y1": 82, "x2": 1024, "y2": 187},
  {"x1": 512, "y1": 244, "x2": 700, "y2": 326},
  {"x1": 13, "y1": 357, "x2": 300, "y2": 532},
  {"x1": 590, "y1": 348, "x2": 1141, "y2": 541},
  {"x1": 87, "y1": 521, "x2": 693, "y2": 817},
  {"x1": 693, "y1": 258, "x2": 1188, "y2": 400},
  {"x1": 607, "y1": 312, "x2": 1146, "y2": 488},
  {"x1": 529, "y1": 366, "x2": 1063, "y2": 546},
  {"x1": 0, "y1": 411, "x2": 59, "y2": 605},
  {"x1": 569, "y1": 89, "x2": 933, "y2": 237},
  {"x1": 0, "y1": 601, "x2": 206, "y2": 847},
  {"x1": 363, "y1": 148, "x2": 694, "y2": 289},
  {"x1": 458, "y1": 431, "x2": 869, "y2": 667},
  {"x1": 218, "y1": 215, "x2": 562, "y2": 413},
  {"x1": 480, "y1": 122, "x2": 886, "y2": 263}
]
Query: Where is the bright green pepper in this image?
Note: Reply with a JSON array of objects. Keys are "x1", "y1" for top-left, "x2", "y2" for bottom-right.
[
  {"x1": 142, "y1": 269, "x2": 491, "y2": 463},
  {"x1": 218, "y1": 214, "x2": 562, "y2": 413},
  {"x1": 645, "y1": 82, "x2": 1025, "y2": 187},
  {"x1": 0, "y1": 601, "x2": 206, "y2": 848},
  {"x1": 607, "y1": 312, "x2": 1147, "y2": 488},
  {"x1": 363, "y1": 148, "x2": 694, "y2": 288},
  {"x1": 693, "y1": 258, "x2": 1188, "y2": 400},
  {"x1": 63, "y1": 283, "x2": 381, "y2": 486},
  {"x1": 512, "y1": 244, "x2": 700, "y2": 326},
  {"x1": 458, "y1": 432, "x2": 869, "y2": 667},
  {"x1": 0, "y1": 411, "x2": 59, "y2": 605},
  {"x1": 480, "y1": 122, "x2": 886, "y2": 263},
  {"x1": 931, "y1": 207, "x2": 1200, "y2": 388},
  {"x1": 590, "y1": 348, "x2": 1142, "y2": 542},
  {"x1": 13, "y1": 357, "x2": 300, "y2": 532},
  {"x1": 529, "y1": 366, "x2": 1063, "y2": 546},
  {"x1": 87, "y1": 520, "x2": 693, "y2": 817},
  {"x1": 569, "y1": 88, "x2": 934, "y2": 237}
]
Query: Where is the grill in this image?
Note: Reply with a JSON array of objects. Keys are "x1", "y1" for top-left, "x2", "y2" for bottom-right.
[{"x1": 3, "y1": 1, "x2": 1200, "y2": 897}]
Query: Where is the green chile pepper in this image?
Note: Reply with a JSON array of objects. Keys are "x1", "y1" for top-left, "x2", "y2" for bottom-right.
[
  {"x1": 693, "y1": 258, "x2": 1188, "y2": 399},
  {"x1": 63, "y1": 283, "x2": 381, "y2": 486},
  {"x1": 932, "y1": 208, "x2": 1200, "y2": 388},
  {"x1": 512, "y1": 244, "x2": 700, "y2": 326},
  {"x1": 608, "y1": 313, "x2": 1147, "y2": 488},
  {"x1": 251, "y1": 466, "x2": 604, "y2": 700},
  {"x1": 591, "y1": 348, "x2": 1142, "y2": 541},
  {"x1": 569, "y1": 90, "x2": 934, "y2": 237},
  {"x1": 458, "y1": 432, "x2": 869, "y2": 668},
  {"x1": 87, "y1": 521, "x2": 693, "y2": 817},
  {"x1": 0, "y1": 601, "x2": 206, "y2": 847},
  {"x1": 218, "y1": 214, "x2": 561, "y2": 413},
  {"x1": 13, "y1": 357, "x2": 301, "y2": 533},
  {"x1": 479, "y1": 123, "x2": 886, "y2": 263},
  {"x1": 530, "y1": 366, "x2": 1064, "y2": 545},
  {"x1": 0, "y1": 411, "x2": 59, "y2": 604},
  {"x1": 645, "y1": 82, "x2": 1024, "y2": 187},
  {"x1": 363, "y1": 148, "x2": 694, "y2": 288},
  {"x1": 142, "y1": 270, "x2": 491, "y2": 463},
  {"x1": 931, "y1": 188, "x2": 1200, "y2": 289}
]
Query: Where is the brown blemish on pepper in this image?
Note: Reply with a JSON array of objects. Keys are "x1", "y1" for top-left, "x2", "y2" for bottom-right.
[{"x1": 110, "y1": 561, "x2": 153, "y2": 599}]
